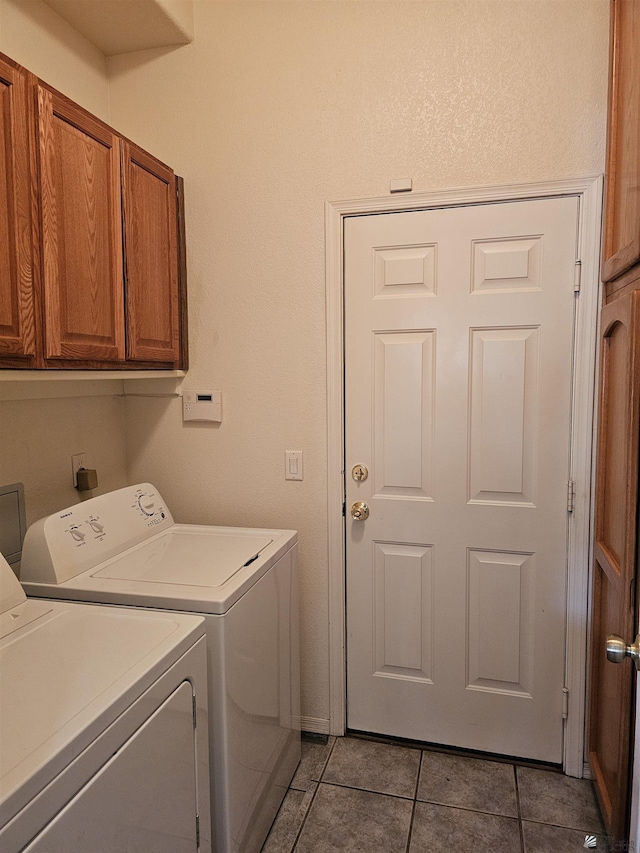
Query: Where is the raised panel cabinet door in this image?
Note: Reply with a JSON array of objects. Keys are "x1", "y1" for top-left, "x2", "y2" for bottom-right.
[
  {"x1": 0, "y1": 56, "x2": 38, "y2": 365},
  {"x1": 589, "y1": 289, "x2": 640, "y2": 841},
  {"x1": 602, "y1": 0, "x2": 640, "y2": 283},
  {"x1": 122, "y1": 141, "x2": 179, "y2": 363},
  {"x1": 37, "y1": 84, "x2": 125, "y2": 362}
]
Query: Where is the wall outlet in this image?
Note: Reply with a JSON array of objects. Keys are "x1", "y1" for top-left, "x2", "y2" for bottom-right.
[{"x1": 71, "y1": 453, "x2": 86, "y2": 488}]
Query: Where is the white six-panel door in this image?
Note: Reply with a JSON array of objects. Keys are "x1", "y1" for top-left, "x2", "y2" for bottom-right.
[{"x1": 344, "y1": 197, "x2": 579, "y2": 762}]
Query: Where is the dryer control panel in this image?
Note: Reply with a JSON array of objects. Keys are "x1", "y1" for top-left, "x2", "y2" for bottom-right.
[{"x1": 20, "y1": 485, "x2": 175, "y2": 585}]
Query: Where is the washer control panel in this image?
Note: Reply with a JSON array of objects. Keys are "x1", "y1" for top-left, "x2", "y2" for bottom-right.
[{"x1": 20, "y1": 484, "x2": 174, "y2": 585}]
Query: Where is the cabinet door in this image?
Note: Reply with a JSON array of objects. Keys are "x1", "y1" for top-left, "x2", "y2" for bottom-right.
[
  {"x1": 38, "y1": 85, "x2": 125, "y2": 362},
  {"x1": 602, "y1": 0, "x2": 640, "y2": 283},
  {"x1": 0, "y1": 56, "x2": 38, "y2": 365},
  {"x1": 122, "y1": 141, "x2": 179, "y2": 363}
]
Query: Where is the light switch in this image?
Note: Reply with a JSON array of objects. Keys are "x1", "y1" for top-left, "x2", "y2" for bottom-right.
[{"x1": 285, "y1": 451, "x2": 303, "y2": 481}]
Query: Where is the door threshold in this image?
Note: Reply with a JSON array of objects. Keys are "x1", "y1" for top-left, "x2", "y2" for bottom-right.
[{"x1": 346, "y1": 728, "x2": 563, "y2": 773}]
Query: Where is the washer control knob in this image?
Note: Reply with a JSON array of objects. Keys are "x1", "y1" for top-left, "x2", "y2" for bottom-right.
[
  {"x1": 69, "y1": 528, "x2": 85, "y2": 542},
  {"x1": 140, "y1": 496, "x2": 155, "y2": 512},
  {"x1": 89, "y1": 521, "x2": 104, "y2": 534}
]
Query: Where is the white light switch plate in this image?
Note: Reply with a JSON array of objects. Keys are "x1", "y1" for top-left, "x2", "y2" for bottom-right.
[{"x1": 285, "y1": 451, "x2": 303, "y2": 481}]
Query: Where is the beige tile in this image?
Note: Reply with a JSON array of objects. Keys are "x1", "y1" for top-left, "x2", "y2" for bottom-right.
[
  {"x1": 295, "y1": 783, "x2": 413, "y2": 853},
  {"x1": 262, "y1": 789, "x2": 313, "y2": 853},
  {"x1": 517, "y1": 767, "x2": 604, "y2": 833},
  {"x1": 322, "y1": 737, "x2": 420, "y2": 798},
  {"x1": 522, "y1": 820, "x2": 599, "y2": 852},
  {"x1": 417, "y1": 751, "x2": 518, "y2": 817},
  {"x1": 409, "y1": 802, "x2": 521, "y2": 853}
]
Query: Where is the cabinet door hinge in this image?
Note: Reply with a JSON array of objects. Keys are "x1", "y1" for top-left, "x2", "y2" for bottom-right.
[
  {"x1": 574, "y1": 259, "x2": 582, "y2": 293},
  {"x1": 562, "y1": 687, "x2": 570, "y2": 720},
  {"x1": 342, "y1": 500, "x2": 346, "y2": 517},
  {"x1": 567, "y1": 480, "x2": 575, "y2": 514},
  {"x1": 196, "y1": 813, "x2": 200, "y2": 847}
]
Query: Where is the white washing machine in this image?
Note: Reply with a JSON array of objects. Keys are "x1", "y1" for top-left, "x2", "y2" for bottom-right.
[
  {"x1": 20, "y1": 483, "x2": 301, "y2": 853},
  {"x1": 0, "y1": 552, "x2": 211, "y2": 853}
]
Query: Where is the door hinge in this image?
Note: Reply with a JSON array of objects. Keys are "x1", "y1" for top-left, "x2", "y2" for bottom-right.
[
  {"x1": 196, "y1": 813, "x2": 200, "y2": 847},
  {"x1": 342, "y1": 500, "x2": 346, "y2": 517},
  {"x1": 574, "y1": 259, "x2": 582, "y2": 293},
  {"x1": 562, "y1": 687, "x2": 569, "y2": 720},
  {"x1": 192, "y1": 694, "x2": 197, "y2": 728},
  {"x1": 567, "y1": 480, "x2": 575, "y2": 513}
]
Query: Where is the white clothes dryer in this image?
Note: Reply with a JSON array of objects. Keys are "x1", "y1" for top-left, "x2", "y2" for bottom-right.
[
  {"x1": 0, "y1": 553, "x2": 211, "y2": 853},
  {"x1": 20, "y1": 483, "x2": 301, "y2": 853}
]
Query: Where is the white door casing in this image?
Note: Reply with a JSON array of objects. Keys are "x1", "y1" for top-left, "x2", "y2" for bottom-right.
[{"x1": 325, "y1": 178, "x2": 603, "y2": 776}]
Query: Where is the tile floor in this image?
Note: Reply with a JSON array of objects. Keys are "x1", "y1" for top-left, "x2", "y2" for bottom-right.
[{"x1": 262, "y1": 735, "x2": 605, "y2": 853}]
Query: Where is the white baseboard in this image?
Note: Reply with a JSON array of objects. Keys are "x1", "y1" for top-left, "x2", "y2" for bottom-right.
[
  {"x1": 301, "y1": 716, "x2": 331, "y2": 735},
  {"x1": 582, "y1": 761, "x2": 593, "y2": 780}
]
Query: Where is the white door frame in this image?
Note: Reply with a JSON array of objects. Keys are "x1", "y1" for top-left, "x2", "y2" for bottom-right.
[{"x1": 325, "y1": 176, "x2": 603, "y2": 777}]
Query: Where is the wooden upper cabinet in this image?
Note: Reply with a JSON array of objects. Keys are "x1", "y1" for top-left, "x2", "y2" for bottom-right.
[
  {"x1": 122, "y1": 141, "x2": 179, "y2": 362},
  {"x1": 602, "y1": 0, "x2": 640, "y2": 283},
  {"x1": 0, "y1": 53, "x2": 186, "y2": 372},
  {"x1": 37, "y1": 84, "x2": 125, "y2": 362},
  {"x1": 0, "y1": 56, "x2": 38, "y2": 366}
]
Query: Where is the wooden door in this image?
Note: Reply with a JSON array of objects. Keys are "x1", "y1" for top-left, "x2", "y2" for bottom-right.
[
  {"x1": 121, "y1": 141, "x2": 179, "y2": 364},
  {"x1": 345, "y1": 196, "x2": 579, "y2": 762},
  {"x1": 0, "y1": 55, "x2": 38, "y2": 367},
  {"x1": 602, "y1": 0, "x2": 640, "y2": 284},
  {"x1": 589, "y1": 290, "x2": 640, "y2": 840},
  {"x1": 37, "y1": 84, "x2": 125, "y2": 363}
]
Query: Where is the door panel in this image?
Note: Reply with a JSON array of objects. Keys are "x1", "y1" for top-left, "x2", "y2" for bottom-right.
[
  {"x1": 38, "y1": 84, "x2": 125, "y2": 362},
  {"x1": 589, "y1": 290, "x2": 640, "y2": 839},
  {"x1": 122, "y1": 141, "x2": 179, "y2": 363},
  {"x1": 602, "y1": 0, "x2": 640, "y2": 283},
  {"x1": 345, "y1": 197, "x2": 579, "y2": 762}
]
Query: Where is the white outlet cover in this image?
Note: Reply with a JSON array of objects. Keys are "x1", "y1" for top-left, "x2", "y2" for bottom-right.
[{"x1": 71, "y1": 453, "x2": 86, "y2": 488}]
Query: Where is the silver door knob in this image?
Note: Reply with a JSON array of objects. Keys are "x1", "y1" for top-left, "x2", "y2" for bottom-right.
[
  {"x1": 606, "y1": 634, "x2": 640, "y2": 670},
  {"x1": 351, "y1": 501, "x2": 369, "y2": 521}
]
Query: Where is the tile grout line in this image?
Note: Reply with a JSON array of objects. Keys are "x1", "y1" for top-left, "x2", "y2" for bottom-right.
[
  {"x1": 514, "y1": 764, "x2": 526, "y2": 853},
  {"x1": 404, "y1": 749, "x2": 424, "y2": 853},
  {"x1": 290, "y1": 737, "x2": 338, "y2": 852}
]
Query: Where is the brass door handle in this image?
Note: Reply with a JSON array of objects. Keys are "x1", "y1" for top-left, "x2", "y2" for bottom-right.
[{"x1": 351, "y1": 501, "x2": 370, "y2": 521}]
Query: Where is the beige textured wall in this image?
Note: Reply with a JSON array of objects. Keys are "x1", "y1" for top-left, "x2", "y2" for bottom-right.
[
  {"x1": 108, "y1": 0, "x2": 609, "y2": 727},
  {"x1": 0, "y1": 390, "x2": 128, "y2": 528},
  {"x1": 0, "y1": 0, "x2": 609, "y2": 727},
  {"x1": 0, "y1": 0, "x2": 109, "y2": 118},
  {"x1": 0, "y1": 0, "x2": 128, "y2": 528}
]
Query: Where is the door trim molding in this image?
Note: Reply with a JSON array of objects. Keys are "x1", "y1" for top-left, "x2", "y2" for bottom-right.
[{"x1": 325, "y1": 176, "x2": 603, "y2": 776}]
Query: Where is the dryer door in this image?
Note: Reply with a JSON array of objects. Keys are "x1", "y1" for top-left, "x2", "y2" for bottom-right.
[{"x1": 23, "y1": 681, "x2": 200, "y2": 852}]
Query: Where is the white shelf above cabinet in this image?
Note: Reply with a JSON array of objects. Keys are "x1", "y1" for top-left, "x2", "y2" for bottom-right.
[
  {"x1": 0, "y1": 371, "x2": 186, "y2": 402},
  {"x1": 42, "y1": 0, "x2": 194, "y2": 57},
  {"x1": 0, "y1": 370, "x2": 186, "y2": 382}
]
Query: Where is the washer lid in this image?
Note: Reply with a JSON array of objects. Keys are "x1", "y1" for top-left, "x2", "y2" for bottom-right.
[{"x1": 91, "y1": 528, "x2": 274, "y2": 587}]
